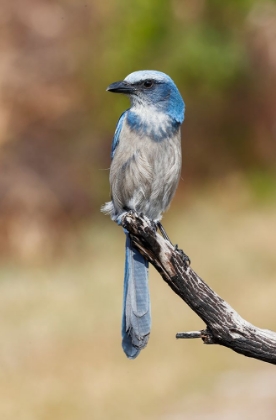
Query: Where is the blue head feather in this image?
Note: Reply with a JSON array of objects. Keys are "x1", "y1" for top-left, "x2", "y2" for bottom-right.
[
  {"x1": 107, "y1": 70, "x2": 185, "y2": 142},
  {"x1": 124, "y1": 70, "x2": 185, "y2": 124}
]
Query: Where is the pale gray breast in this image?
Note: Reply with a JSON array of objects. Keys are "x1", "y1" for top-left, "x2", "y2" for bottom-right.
[{"x1": 110, "y1": 121, "x2": 182, "y2": 220}]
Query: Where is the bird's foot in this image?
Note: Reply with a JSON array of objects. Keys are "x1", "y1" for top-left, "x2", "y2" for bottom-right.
[
  {"x1": 175, "y1": 244, "x2": 191, "y2": 268},
  {"x1": 157, "y1": 222, "x2": 191, "y2": 267},
  {"x1": 137, "y1": 213, "x2": 157, "y2": 234}
]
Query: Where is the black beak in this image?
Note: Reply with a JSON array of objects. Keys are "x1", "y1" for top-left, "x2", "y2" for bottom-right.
[{"x1": 106, "y1": 80, "x2": 135, "y2": 94}]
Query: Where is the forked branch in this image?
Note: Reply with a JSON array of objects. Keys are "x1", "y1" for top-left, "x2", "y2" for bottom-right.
[{"x1": 122, "y1": 212, "x2": 276, "y2": 365}]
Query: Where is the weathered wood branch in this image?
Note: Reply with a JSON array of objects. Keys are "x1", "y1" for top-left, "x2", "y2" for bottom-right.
[{"x1": 122, "y1": 212, "x2": 276, "y2": 365}]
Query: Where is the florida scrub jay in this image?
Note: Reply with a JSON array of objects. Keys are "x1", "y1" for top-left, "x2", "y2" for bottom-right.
[{"x1": 102, "y1": 70, "x2": 185, "y2": 358}]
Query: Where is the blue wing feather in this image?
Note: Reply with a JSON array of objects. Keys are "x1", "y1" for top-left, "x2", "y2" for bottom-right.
[{"x1": 111, "y1": 111, "x2": 127, "y2": 160}]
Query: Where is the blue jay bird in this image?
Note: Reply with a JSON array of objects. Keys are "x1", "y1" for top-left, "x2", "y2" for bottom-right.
[{"x1": 102, "y1": 70, "x2": 185, "y2": 359}]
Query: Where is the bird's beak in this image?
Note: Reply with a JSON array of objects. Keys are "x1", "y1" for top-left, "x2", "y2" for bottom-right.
[{"x1": 106, "y1": 80, "x2": 134, "y2": 94}]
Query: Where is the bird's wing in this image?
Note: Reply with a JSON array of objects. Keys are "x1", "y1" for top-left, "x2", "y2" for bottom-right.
[{"x1": 111, "y1": 111, "x2": 127, "y2": 160}]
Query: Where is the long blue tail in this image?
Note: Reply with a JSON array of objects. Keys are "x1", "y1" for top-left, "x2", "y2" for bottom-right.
[{"x1": 122, "y1": 232, "x2": 151, "y2": 359}]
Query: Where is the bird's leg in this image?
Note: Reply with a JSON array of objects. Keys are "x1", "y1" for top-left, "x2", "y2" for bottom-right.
[
  {"x1": 156, "y1": 221, "x2": 170, "y2": 241},
  {"x1": 157, "y1": 221, "x2": 191, "y2": 267}
]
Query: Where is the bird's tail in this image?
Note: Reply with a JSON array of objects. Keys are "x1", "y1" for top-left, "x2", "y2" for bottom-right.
[{"x1": 122, "y1": 232, "x2": 151, "y2": 359}]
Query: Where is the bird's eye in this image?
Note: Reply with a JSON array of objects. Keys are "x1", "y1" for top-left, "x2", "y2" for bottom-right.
[{"x1": 143, "y1": 80, "x2": 154, "y2": 88}]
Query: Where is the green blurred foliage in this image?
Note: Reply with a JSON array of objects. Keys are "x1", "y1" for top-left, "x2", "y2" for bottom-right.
[
  {"x1": 78, "y1": 0, "x2": 276, "y2": 181},
  {"x1": 248, "y1": 170, "x2": 276, "y2": 201}
]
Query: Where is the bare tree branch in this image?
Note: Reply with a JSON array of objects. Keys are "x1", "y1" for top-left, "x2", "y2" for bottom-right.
[{"x1": 122, "y1": 212, "x2": 276, "y2": 365}]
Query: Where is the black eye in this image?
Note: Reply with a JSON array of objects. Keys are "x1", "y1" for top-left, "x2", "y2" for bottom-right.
[{"x1": 143, "y1": 80, "x2": 154, "y2": 88}]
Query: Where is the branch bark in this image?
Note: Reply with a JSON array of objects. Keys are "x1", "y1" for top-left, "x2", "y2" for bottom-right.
[{"x1": 122, "y1": 212, "x2": 276, "y2": 365}]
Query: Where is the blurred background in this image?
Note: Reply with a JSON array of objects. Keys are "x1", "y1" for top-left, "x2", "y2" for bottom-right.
[{"x1": 0, "y1": 0, "x2": 276, "y2": 418}]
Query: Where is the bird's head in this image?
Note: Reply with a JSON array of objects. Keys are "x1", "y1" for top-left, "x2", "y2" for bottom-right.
[{"x1": 107, "y1": 70, "x2": 185, "y2": 124}]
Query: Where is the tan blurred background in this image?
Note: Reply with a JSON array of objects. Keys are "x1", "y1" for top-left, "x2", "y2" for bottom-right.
[{"x1": 0, "y1": 0, "x2": 276, "y2": 419}]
